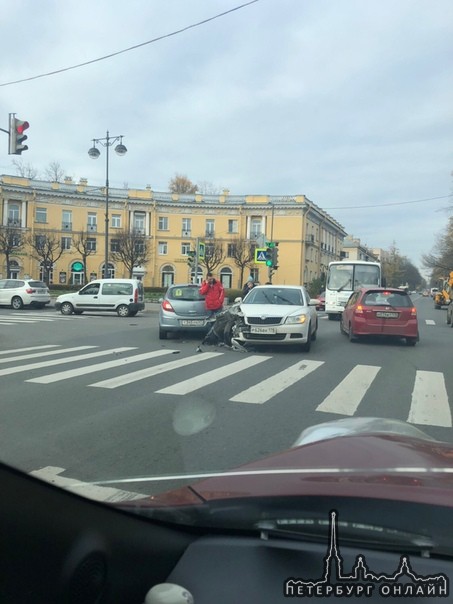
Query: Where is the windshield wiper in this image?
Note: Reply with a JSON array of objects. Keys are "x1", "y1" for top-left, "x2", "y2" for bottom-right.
[{"x1": 255, "y1": 519, "x2": 436, "y2": 555}]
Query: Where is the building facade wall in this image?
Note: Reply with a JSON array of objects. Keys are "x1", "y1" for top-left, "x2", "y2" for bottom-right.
[{"x1": 0, "y1": 175, "x2": 347, "y2": 289}]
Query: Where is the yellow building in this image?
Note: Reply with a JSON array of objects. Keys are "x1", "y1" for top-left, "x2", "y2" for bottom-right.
[{"x1": 0, "y1": 174, "x2": 347, "y2": 289}]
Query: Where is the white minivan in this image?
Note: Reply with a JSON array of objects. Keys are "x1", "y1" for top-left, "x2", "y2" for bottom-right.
[{"x1": 55, "y1": 279, "x2": 145, "y2": 317}]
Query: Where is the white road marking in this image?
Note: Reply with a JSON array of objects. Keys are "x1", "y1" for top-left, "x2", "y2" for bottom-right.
[
  {"x1": 0, "y1": 347, "x2": 135, "y2": 377},
  {"x1": 408, "y1": 370, "x2": 452, "y2": 427},
  {"x1": 230, "y1": 359, "x2": 324, "y2": 404},
  {"x1": 0, "y1": 345, "x2": 60, "y2": 356},
  {"x1": 316, "y1": 365, "x2": 381, "y2": 415},
  {"x1": 156, "y1": 355, "x2": 271, "y2": 395},
  {"x1": 30, "y1": 466, "x2": 144, "y2": 502},
  {"x1": 27, "y1": 349, "x2": 180, "y2": 383},
  {"x1": 90, "y1": 352, "x2": 224, "y2": 389},
  {"x1": 0, "y1": 345, "x2": 96, "y2": 365},
  {"x1": 425, "y1": 319, "x2": 435, "y2": 325}
]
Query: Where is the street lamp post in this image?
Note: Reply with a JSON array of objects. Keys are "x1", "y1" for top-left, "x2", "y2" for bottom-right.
[{"x1": 88, "y1": 131, "x2": 127, "y2": 278}]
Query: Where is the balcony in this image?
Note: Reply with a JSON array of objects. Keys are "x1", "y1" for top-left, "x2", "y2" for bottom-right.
[
  {"x1": 62, "y1": 222, "x2": 72, "y2": 231},
  {"x1": 7, "y1": 218, "x2": 21, "y2": 227},
  {"x1": 181, "y1": 230, "x2": 191, "y2": 238},
  {"x1": 87, "y1": 224, "x2": 97, "y2": 232},
  {"x1": 205, "y1": 231, "x2": 215, "y2": 239}
]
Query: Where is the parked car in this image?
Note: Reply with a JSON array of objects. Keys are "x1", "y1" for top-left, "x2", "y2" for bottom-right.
[
  {"x1": 315, "y1": 290, "x2": 325, "y2": 311},
  {"x1": 232, "y1": 285, "x2": 318, "y2": 351},
  {"x1": 0, "y1": 278, "x2": 51, "y2": 310},
  {"x1": 340, "y1": 287, "x2": 419, "y2": 345},
  {"x1": 159, "y1": 283, "x2": 211, "y2": 339},
  {"x1": 55, "y1": 279, "x2": 145, "y2": 317}
]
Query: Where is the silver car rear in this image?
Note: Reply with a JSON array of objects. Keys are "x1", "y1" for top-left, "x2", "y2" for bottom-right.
[{"x1": 159, "y1": 284, "x2": 210, "y2": 339}]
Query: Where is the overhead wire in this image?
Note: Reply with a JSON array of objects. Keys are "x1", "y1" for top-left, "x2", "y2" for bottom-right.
[{"x1": 0, "y1": 0, "x2": 261, "y2": 87}]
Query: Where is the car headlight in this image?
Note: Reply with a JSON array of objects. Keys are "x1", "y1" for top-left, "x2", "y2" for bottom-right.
[{"x1": 285, "y1": 314, "x2": 308, "y2": 324}]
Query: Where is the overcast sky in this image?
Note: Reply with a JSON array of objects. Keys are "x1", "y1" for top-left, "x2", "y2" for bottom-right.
[{"x1": 1, "y1": 0, "x2": 452, "y2": 276}]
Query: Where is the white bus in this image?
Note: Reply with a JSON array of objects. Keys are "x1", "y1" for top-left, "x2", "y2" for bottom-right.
[{"x1": 325, "y1": 260, "x2": 382, "y2": 320}]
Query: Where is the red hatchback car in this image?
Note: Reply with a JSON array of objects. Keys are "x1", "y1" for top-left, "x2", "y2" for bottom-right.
[{"x1": 340, "y1": 287, "x2": 419, "y2": 345}]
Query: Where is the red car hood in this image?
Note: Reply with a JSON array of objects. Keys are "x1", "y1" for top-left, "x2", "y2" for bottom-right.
[{"x1": 138, "y1": 430, "x2": 453, "y2": 509}]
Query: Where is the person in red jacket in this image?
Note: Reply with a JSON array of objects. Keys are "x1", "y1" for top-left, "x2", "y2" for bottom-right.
[{"x1": 199, "y1": 272, "x2": 225, "y2": 318}]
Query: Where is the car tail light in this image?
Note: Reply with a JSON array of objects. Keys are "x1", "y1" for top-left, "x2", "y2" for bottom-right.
[
  {"x1": 411, "y1": 307, "x2": 417, "y2": 317},
  {"x1": 162, "y1": 299, "x2": 175, "y2": 312},
  {"x1": 134, "y1": 288, "x2": 138, "y2": 303},
  {"x1": 354, "y1": 304, "x2": 364, "y2": 314},
  {"x1": 25, "y1": 288, "x2": 35, "y2": 294}
]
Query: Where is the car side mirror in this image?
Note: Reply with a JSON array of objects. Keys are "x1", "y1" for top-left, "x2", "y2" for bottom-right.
[{"x1": 309, "y1": 299, "x2": 319, "y2": 306}]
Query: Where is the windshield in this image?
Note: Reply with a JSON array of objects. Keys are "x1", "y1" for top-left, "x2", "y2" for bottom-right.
[
  {"x1": 327, "y1": 264, "x2": 380, "y2": 291},
  {"x1": 1, "y1": 3, "x2": 453, "y2": 591}
]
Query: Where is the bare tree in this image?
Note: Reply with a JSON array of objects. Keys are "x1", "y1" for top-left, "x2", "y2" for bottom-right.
[
  {"x1": 229, "y1": 237, "x2": 256, "y2": 287},
  {"x1": 169, "y1": 174, "x2": 198, "y2": 194},
  {"x1": 72, "y1": 230, "x2": 98, "y2": 284},
  {"x1": 44, "y1": 162, "x2": 65, "y2": 183},
  {"x1": 0, "y1": 225, "x2": 24, "y2": 277},
  {"x1": 27, "y1": 230, "x2": 65, "y2": 284},
  {"x1": 110, "y1": 229, "x2": 151, "y2": 277},
  {"x1": 199, "y1": 238, "x2": 226, "y2": 275},
  {"x1": 11, "y1": 159, "x2": 39, "y2": 179},
  {"x1": 197, "y1": 181, "x2": 221, "y2": 195}
]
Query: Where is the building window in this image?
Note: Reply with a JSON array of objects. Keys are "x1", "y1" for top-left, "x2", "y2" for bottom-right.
[
  {"x1": 228, "y1": 219, "x2": 238, "y2": 234},
  {"x1": 110, "y1": 239, "x2": 120, "y2": 252},
  {"x1": 133, "y1": 212, "x2": 146, "y2": 234},
  {"x1": 36, "y1": 207, "x2": 47, "y2": 223},
  {"x1": 87, "y1": 212, "x2": 97, "y2": 232},
  {"x1": 227, "y1": 243, "x2": 237, "y2": 257},
  {"x1": 158, "y1": 241, "x2": 168, "y2": 255},
  {"x1": 181, "y1": 242, "x2": 191, "y2": 255},
  {"x1": 250, "y1": 217, "x2": 262, "y2": 238},
  {"x1": 61, "y1": 237, "x2": 71, "y2": 250},
  {"x1": 87, "y1": 237, "x2": 97, "y2": 251},
  {"x1": 62, "y1": 210, "x2": 72, "y2": 231},
  {"x1": 35, "y1": 234, "x2": 46, "y2": 247},
  {"x1": 134, "y1": 240, "x2": 145, "y2": 254},
  {"x1": 111, "y1": 214, "x2": 121, "y2": 228},
  {"x1": 182, "y1": 218, "x2": 191, "y2": 236},
  {"x1": 205, "y1": 219, "x2": 215, "y2": 237},
  {"x1": 158, "y1": 216, "x2": 168, "y2": 230},
  {"x1": 7, "y1": 203, "x2": 20, "y2": 225}
]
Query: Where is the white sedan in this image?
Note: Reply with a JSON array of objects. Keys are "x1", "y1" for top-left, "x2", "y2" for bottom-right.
[{"x1": 234, "y1": 285, "x2": 318, "y2": 351}]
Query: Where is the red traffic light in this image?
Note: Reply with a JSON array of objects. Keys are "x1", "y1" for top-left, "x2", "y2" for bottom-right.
[{"x1": 16, "y1": 120, "x2": 29, "y2": 134}]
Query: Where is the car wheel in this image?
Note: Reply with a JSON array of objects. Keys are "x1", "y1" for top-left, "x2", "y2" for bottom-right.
[
  {"x1": 406, "y1": 337, "x2": 417, "y2": 346},
  {"x1": 447, "y1": 311, "x2": 451, "y2": 325},
  {"x1": 117, "y1": 304, "x2": 130, "y2": 317},
  {"x1": 11, "y1": 296, "x2": 24, "y2": 310},
  {"x1": 340, "y1": 319, "x2": 347, "y2": 335},
  {"x1": 74, "y1": 310, "x2": 83, "y2": 315},
  {"x1": 223, "y1": 321, "x2": 235, "y2": 347},
  {"x1": 301, "y1": 324, "x2": 312, "y2": 352},
  {"x1": 348, "y1": 323, "x2": 357, "y2": 342},
  {"x1": 311, "y1": 320, "x2": 318, "y2": 341},
  {"x1": 60, "y1": 302, "x2": 74, "y2": 315},
  {"x1": 328, "y1": 314, "x2": 336, "y2": 321},
  {"x1": 159, "y1": 328, "x2": 167, "y2": 340}
]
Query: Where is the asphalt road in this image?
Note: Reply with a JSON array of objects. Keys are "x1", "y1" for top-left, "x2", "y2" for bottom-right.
[{"x1": 0, "y1": 295, "x2": 452, "y2": 498}]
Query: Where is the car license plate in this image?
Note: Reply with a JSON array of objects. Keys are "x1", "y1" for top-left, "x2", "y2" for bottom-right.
[
  {"x1": 180, "y1": 320, "x2": 204, "y2": 326},
  {"x1": 250, "y1": 326, "x2": 276, "y2": 334},
  {"x1": 376, "y1": 311, "x2": 399, "y2": 318}
]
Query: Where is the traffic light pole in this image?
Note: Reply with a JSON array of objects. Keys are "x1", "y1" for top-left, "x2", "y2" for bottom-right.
[{"x1": 193, "y1": 237, "x2": 200, "y2": 284}]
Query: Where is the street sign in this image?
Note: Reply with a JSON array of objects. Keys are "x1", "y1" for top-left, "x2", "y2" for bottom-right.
[
  {"x1": 255, "y1": 248, "x2": 268, "y2": 263},
  {"x1": 198, "y1": 241, "x2": 205, "y2": 259}
]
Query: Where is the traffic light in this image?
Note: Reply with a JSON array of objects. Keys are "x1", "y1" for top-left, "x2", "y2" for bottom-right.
[
  {"x1": 187, "y1": 250, "x2": 195, "y2": 267},
  {"x1": 9, "y1": 114, "x2": 29, "y2": 155},
  {"x1": 265, "y1": 246, "x2": 274, "y2": 267},
  {"x1": 272, "y1": 243, "x2": 279, "y2": 270}
]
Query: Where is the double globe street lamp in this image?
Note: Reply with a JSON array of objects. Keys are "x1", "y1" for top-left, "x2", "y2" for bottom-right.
[{"x1": 88, "y1": 131, "x2": 127, "y2": 278}]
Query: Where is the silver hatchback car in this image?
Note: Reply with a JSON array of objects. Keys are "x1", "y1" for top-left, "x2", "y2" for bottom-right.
[
  {"x1": 158, "y1": 284, "x2": 210, "y2": 339},
  {"x1": 0, "y1": 278, "x2": 51, "y2": 310}
]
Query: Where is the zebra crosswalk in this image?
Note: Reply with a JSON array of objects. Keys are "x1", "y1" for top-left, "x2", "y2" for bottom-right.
[
  {"x1": 0, "y1": 312, "x2": 90, "y2": 326},
  {"x1": 1, "y1": 345, "x2": 452, "y2": 429}
]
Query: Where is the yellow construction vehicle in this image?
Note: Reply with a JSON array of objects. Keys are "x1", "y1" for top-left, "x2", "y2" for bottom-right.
[{"x1": 434, "y1": 272, "x2": 453, "y2": 309}]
